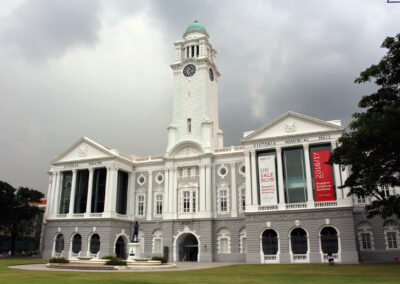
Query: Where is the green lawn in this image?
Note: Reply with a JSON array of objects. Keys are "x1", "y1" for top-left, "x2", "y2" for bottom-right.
[{"x1": 1, "y1": 258, "x2": 399, "y2": 284}]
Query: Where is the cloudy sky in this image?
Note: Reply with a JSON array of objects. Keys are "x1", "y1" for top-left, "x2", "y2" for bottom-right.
[{"x1": 0, "y1": 0, "x2": 399, "y2": 195}]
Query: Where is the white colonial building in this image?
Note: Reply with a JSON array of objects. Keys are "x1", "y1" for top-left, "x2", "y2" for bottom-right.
[{"x1": 42, "y1": 21, "x2": 400, "y2": 263}]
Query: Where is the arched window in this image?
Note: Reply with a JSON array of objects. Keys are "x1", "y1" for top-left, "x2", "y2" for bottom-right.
[
  {"x1": 262, "y1": 229, "x2": 279, "y2": 255},
  {"x1": 90, "y1": 234, "x2": 100, "y2": 254},
  {"x1": 72, "y1": 234, "x2": 82, "y2": 254},
  {"x1": 290, "y1": 228, "x2": 308, "y2": 254},
  {"x1": 239, "y1": 227, "x2": 247, "y2": 253},
  {"x1": 55, "y1": 234, "x2": 64, "y2": 253},
  {"x1": 217, "y1": 228, "x2": 231, "y2": 254},
  {"x1": 152, "y1": 230, "x2": 163, "y2": 254},
  {"x1": 383, "y1": 220, "x2": 399, "y2": 249},
  {"x1": 358, "y1": 222, "x2": 374, "y2": 250},
  {"x1": 320, "y1": 227, "x2": 338, "y2": 254}
]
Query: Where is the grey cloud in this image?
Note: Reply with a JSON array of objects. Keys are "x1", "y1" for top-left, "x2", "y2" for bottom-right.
[{"x1": 0, "y1": 0, "x2": 101, "y2": 63}]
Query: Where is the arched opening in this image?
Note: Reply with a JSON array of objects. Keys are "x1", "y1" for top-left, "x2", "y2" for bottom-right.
[
  {"x1": 55, "y1": 234, "x2": 64, "y2": 253},
  {"x1": 90, "y1": 234, "x2": 100, "y2": 254},
  {"x1": 290, "y1": 228, "x2": 308, "y2": 254},
  {"x1": 115, "y1": 236, "x2": 127, "y2": 259},
  {"x1": 177, "y1": 233, "x2": 198, "y2": 261},
  {"x1": 72, "y1": 234, "x2": 82, "y2": 254},
  {"x1": 320, "y1": 227, "x2": 338, "y2": 254},
  {"x1": 262, "y1": 229, "x2": 278, "y2": 255}
]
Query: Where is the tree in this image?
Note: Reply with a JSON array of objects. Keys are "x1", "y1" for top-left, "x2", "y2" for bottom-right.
[
  {"x1": 329, "y1": 33, "x2": 400, "y2": 219},
  {"x1": 0, "y1": 181, "x2": 44, "y2": 254}
]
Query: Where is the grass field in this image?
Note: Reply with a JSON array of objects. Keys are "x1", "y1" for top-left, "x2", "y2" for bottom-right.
[{"x1": 1, "y1": 258, "x2": 399, "y2": 284}]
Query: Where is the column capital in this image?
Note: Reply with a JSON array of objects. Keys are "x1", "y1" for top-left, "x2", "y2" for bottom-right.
[
  {"x1": 230, "y1": 161, "x2": 236, "y2": 167},
  {"x1": 88, "y1": 167, "x2": 94, "y2": 173},
  {"x1": 148, "y1": 170, "x2": 153, "y2": 176},
  {"x1": 331, "y1": 141, "x2": 337, "y2": 148},
  {"x1": 303, "y1": 143, "x2": 310, "y2": 150},
  {"x1": 72, "y1": 169, "x2": 77, "y2": 173},
  {"x1": 276, "y1": 146, "x2": 282, "y2": 153}
]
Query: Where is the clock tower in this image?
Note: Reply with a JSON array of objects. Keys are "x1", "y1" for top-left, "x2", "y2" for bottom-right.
[{"x1": 166, "y1": 21, "x2": 224, "y2": 154}]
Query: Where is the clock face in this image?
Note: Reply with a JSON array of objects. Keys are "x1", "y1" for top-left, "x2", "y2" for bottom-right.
[
  {"x1": 209, "y1": 68, "x2": 214, "y2": 81},
  {"x1": 183, "y1": 64, "x2": 196, "y2": 77}
]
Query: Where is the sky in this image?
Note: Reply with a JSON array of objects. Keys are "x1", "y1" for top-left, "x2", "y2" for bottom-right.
[{"x1": 0, "y1": 0, "x2": 399, "y2": 196}]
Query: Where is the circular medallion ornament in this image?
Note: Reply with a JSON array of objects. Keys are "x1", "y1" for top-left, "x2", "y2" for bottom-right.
[
  {"x1": 183, "y1": 64, "x2": 196, "y2": 77},
  {"x1": 209, "y1": 68, "x2": 214, "y2": 81}
]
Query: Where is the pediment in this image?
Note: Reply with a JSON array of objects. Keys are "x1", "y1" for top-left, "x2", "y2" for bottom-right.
[
  {"x1": 52, "y1": 137, "x2": 113, "y2": 164},
  {"x1": 174, "y1": 146, "x2": 202, "y2": 158},
  {"x1": 242, "y1": 111, "x2": 343, "y2": 142},
  {"x1": 168, "y1": 141, "x2": 204, "y2": 159}
]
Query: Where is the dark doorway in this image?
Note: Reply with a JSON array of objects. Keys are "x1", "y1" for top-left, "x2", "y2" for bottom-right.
[
  {"x1": 178, "y1": 233, "x2": 198, "y2": 262},
  {"x1": 115, "y1": 236, "x2": 127, "y2": 259}
]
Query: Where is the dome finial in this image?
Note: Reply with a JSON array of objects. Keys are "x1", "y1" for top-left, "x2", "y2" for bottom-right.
[{"x1": 184, "y1": 20, "x2": 208, "y2": 38}]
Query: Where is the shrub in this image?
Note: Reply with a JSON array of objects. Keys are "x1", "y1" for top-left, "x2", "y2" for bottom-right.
[
  {"x1": 49, "y1": 257, "x2": 69, "y2": 264},
  {"x1": 105, "y1": 257, "x2": 127, "y2": 266},
  {"x1": 151, "y1": 256, "x2": 168, "y2": 263},
  {"x1": 102, "y1": 255, "x2": 116, "y2": 260},
  {"x1": 77, "y1": 257, "x2": 92, "y2": 260}
]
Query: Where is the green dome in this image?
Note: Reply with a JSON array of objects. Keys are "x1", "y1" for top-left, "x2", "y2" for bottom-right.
[{"x1": 184, "y1": 20, "x2": 209, "y2": 37}]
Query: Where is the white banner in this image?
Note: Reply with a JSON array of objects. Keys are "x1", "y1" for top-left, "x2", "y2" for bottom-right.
[{"x1": 258, "y1": 153, "x2": 278, "y2": 205}]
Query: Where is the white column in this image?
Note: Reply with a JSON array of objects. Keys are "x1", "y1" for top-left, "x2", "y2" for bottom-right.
[
  {"x1": 276, "y1": 147, "x2": 286, "y2": 209},
  {"x1": 85, "y1": 168, "x2": 94, "y2": 215},
  {"x1": 104, "y1": 165, "x2": 117, "y2": 216},
  {"x1": 146, "y1": 171, "x2": 153, "y2": 220},
  {"x1": 244, "y1": 151, "x2": 252, "y2": 209},
  {"x1": 110, "y1": 167, "x2": 118, "y2": 215},
  {"x1": 230, "y1": 162, "x2": 237, "y2": 217},
  {"x1": 68, "y1": 170, "x2": 77, "y2": 216},
  {"x1": 164, "y1": 168, "x2": 169, "y2": 216},
  {"x1": 127, "y1": 172, "x2": 135, "y2": 218},
  {"x1": 331, "y1": 142, "x2": 344, "y2": 200},
  {"x1": 172, "y1": 168, "x2": 178, "y2": 219},
  {"x1": 53, "y1": 172, "x2": 61, "y2": 215},
  {"x1": 205, "y1": 163, "x2": 212, "y2": 213},
  {"x1": 303, "y1": 144, "x2": 314, "y2": 207},
  {"x1": 45, "y1": 172, "x2": 54, "y2": 218},
  {"x1": 250, "y1": 150, "x2": 258, "y2": 207},
  {"x1": 199, "y1": 164, "x2": 206, "y2": 212},
  {"x1": 166, "y1": 167, "x2": 174, "y2": 219}
]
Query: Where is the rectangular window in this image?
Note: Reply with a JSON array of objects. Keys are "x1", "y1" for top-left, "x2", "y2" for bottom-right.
[
  {"x1": 186, "y1": 47, "x2": 189, "y2": 58},
  {"x1": 220, "y1": 238, "x2": 228, "y2": 253},
  {"x1": 361, "y1": 233, "x2": 371, "y2": 249},
  {"x1": 91, "y1": 168, "x2": 107, "y2": 213},
  {"x1": 154, "y1": 239, "x2": 162, "y2": 253},
  {"x1": 282, "y1": 148, "x2": 307, "y2": 203},
  {"x1": 59, "y1": 171, "x2": 72, "y2": 214},
  {"x1": 156, "y1": 194, "x2": 163, "y2": 215},
  {"x1": 241, "y1": 189, "x2": 246, "y2": 211},
  {"x1": 74, "y1": 169, "x2": 89, "y2": 214},
  {"x1": 138, "y1": 196, "x2": 144, "y2": 216},
  {"x1": 220, "y1": 190, "x2": 227, "y2": 212},
  {"x1": 116, "y1": 171, "x2": 128, "y2": 215},
  {"x1": 196, "y1": 45, "x2": 199, "y2": 56},
  {"x1": 358, "y1": 196, "x2": 366, "y2": 204},
  {"x1": 387, "y1": 232, "x2": 398, "y2": 249},
  {"x1": 183, "y1": 191, "x2": 190, "y2": 213},
  {"x1": 191, "y1": 45, "x2": 195, "y2": 57},
  {"x1": 190, "y1": 167, "x2": 197, "y2": 177},
  {"x1": 192, "y1": 191, "x2": 196, "y2": 213},
  {"x1": 187, "y1": 118, "x2": 192, "y2": 133}
]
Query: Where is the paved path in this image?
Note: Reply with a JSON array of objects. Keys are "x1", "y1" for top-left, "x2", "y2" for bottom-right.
[{"x1": 9, "y1": 262, "x2": 239, "y2": 273}]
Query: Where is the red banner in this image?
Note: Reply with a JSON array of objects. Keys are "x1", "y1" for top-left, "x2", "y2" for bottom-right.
[{"x1": 311, "y1": 149, "x2": 335, "y2": 202}]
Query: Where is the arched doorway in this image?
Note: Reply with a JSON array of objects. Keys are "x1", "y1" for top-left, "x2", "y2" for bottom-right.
[
  {"x1": 262, "y1": 229, "x2": 278, "y2": 255},
  {"x1": 320, "y1": 227, "x2": 338, "y2": 254},
  {"x1": 115, "y1": 236, "x2": 127, "y2": 259},
  {"x1": 177, "y1": 233, "x2": 198, "y2": 262}
]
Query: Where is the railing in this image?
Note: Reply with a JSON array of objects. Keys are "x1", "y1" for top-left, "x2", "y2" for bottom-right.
[
  {"x1": 264, "y1": 255, "x2": 277, "y2": 261},
  {"x1": 314, "y1": 201, "x2": 337, "y2": 208},
  {"x1": 258, "y1": 205, "x2": 279, "y2": 211},
  {"x1": 89, "y1": 213, "x2": 102, "y2": 217},
  {"x1": 73, "y1": 214, "x2": 84, "y2": 217},
  {"x1": 323, "y1": 253, "x2": 339, "y2": 260},
  {"x1": 286, "y1": 203, "x2": 307, "y2": 209},
  {"x1": 293, "y1": 254, "x2": 308, "y2": 262},
  {"x1": 56, "y1": 214, "x2": 67, "y2": 218}
]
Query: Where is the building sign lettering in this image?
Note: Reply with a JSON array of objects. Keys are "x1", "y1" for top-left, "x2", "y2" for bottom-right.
[
  {"x1": 89, "y1": 161, "x2": 102, "y2": 166},
  {"x1": 258, "y1": 153, "x2": 278, "y2": 205},
  {"x1": 311, "y1": 149, "x2": 335, "y2": 202},
  {"x1": 63, "y1": 163, "x2": 79, "y2": 169}
]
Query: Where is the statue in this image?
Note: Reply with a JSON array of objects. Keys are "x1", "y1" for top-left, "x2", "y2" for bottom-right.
[{"x1": 132, "y1": 221, "x2": 139, "y2": 243}]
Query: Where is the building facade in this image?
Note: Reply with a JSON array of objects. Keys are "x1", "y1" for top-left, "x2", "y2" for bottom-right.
[{"x1": 42, "y1": 21, "x2": 399, "y2": 263}]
